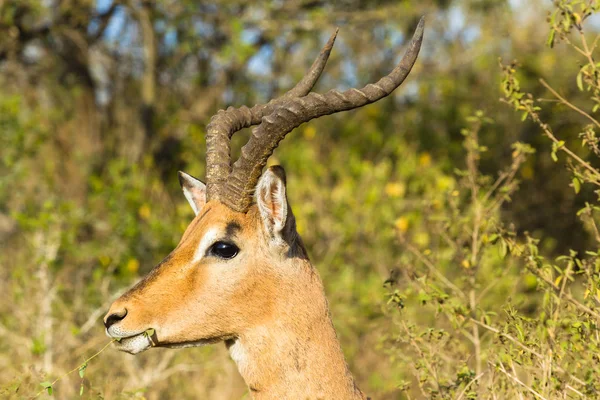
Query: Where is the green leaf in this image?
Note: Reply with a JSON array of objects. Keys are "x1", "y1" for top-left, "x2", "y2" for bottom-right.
[
  {"x1": 40, "y1": 381, "x2": 53, "y2": 395},
  {"x1": 78, "y1": 363, "x2": 87, "y2": 378},
  {"x1": 577, "y1": 70, "x2": 584, "y2": 91},
  {"x1": 499, "y1": 239, "x2": 508, "y2": 258},
  {"x1": 573, "y1": 177, "x2": 581, "y2": 194},
  {"x1": 80, "y1": 383, "x2": 84, "y2": 396},
  {"x1": 418, "y1": 291, "x2": 431, "y2": 305},
  {"x1": 547, "y1": 29, "x2": 556, "y2": 48},
  {"x1": 145, "y1": 328, "x2": 155, "y2": 337}
]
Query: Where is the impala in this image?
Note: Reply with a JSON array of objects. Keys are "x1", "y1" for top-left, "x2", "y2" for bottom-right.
[{"x1": 104, "y1": 18, "x2": 424, "y2": 399}]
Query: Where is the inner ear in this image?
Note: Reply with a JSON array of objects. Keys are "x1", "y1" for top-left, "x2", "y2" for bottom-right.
[
  {"x1": 256, "y1": 166, "x2": 289, "y2": 236},
  {"x1": 178, "y1": 171, "x2": 206, "y2": 215}
]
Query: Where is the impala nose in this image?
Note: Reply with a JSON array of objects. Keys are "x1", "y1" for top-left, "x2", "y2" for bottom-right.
[{"x1": 104, "y1": 308, "x2": 128, "y2": 329}]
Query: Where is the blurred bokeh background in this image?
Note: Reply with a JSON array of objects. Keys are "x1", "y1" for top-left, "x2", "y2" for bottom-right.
[{"x1": 2, "y1": 0, "x2": 600, "y2": 398}]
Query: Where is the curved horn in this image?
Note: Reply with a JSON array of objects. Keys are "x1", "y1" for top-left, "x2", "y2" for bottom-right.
[
  {"x1": 204, "y1": 30, "x2": 338, "y2": 201},
  {"x1": 220, "y1": 17, "x2": 425, "y2": 212}
]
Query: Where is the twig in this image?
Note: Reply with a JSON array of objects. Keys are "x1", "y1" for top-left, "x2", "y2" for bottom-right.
[
  {"x1": 471, "y1": 318, "x2": 543, "y2": 359},
  {"x1": 578, "y1": 30, "x2": 597, "y2": 83},
  {"x1": 455, "y1": 371, "x2": 485, "y2": 400},
  {"x1": 32, "y1": 339, "x2": 116, "y2": 399},
  {"x1": 465, "y1": 119, "x2": 483, "y2": 377},
  {"x1": 539, "y1": 79, "x2": 600, "y2": 130},
  {"x1": 472, "y1": 318, "x2": 587, "y2": 388},
  {"x1": 525, "y1": 263, "x2": 600, "y2": 320},
  {"x1": 528, "y1": 109, "x2": 600, "y2": 184},
  {"x1": 566, "y1": 384, "x2": 587, "y2": 398},
  {"x1": 400, "y1": 320, "x2": 443, "y2": 395},
  {"x1": 398, "y1": 236, "x2": 467, "y2": 301},
  {"x1": 498, "y1": 361, "x2": 548, "y2": 400}
]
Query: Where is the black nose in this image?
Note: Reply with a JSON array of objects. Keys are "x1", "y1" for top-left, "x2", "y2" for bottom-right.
[{"x1": 104, "y1": 308, "x2": 127, "y2": 329}]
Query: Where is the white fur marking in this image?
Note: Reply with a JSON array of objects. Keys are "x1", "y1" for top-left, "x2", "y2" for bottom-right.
[
  {"x1": 228, "y1": 339, "x2": 248, "y2": 371},
  {"x1": 192, "y1": 227, "x2": 220, "y2": 263}
]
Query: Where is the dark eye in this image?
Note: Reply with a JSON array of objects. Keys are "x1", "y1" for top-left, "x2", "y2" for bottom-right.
[{"x1": 208, "y1": 241, "x2": 239, "y2": 259}]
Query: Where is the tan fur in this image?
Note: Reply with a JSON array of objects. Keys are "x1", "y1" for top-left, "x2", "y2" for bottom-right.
[{"x1": 105, "y1": 199, "x2": 366, "y2": 399}]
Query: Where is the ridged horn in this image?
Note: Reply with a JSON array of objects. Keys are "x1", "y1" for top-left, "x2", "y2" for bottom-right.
[
  {"x1": 217, "y1": 17, "x2": 424, "y2": 212},
  {"x1": 204, "y1": 30, "x2": 338, "y2": 201}
]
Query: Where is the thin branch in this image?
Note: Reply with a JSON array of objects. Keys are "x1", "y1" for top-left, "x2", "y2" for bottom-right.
[
  {"x1": 471, "y1": 318, "x2": 543, "y2": 359},
  {"x1": 32, "y1": 340, "x2": 116, "y2": 399},
  {"x1": 539, "y1": 79, "x2": 600, "y2": 130},
  {"x1": 566, "y1": 384, "x2": 587, "y2": 398},
  {"x1": 578, "y1": 29, "x2": 597, "y2": 79},
  {"x1": 398, "y1": 236, "x2": 468, "y2": 301},
  {"x1": 526, "y1": 263, "x2": 600, "y2": 320},
  {"x1": 456, "y1": 372, "x2": 485, "y2": 400},
  {"x1": 472, "y1": 318, "x2": 586, "y2": 388},
  {"x1": 497, "y1": 361, "x2": 548, "y2": 400},
  {"x1": 558, "y1": 32, "x2": 589, "y2": 59},
  {"x1": 89, "y1": 1, "x2": 122, "y2": 43},
  {"x1": 506, "y1": 98, "x2": 600, "y2": 185}
]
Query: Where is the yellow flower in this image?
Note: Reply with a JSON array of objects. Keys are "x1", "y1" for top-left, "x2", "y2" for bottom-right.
[
  {"x1": 138, "y1": 204, "x2": 151, "y2": 220},
  {"x1": 394, "y1": 217, "x2": 409, "y2": 232},
  {"x1": 385, "y1": 182, "x2": 406, "y2": 198},
  {"x1": 126, "y1": 258, "x2": 140, "y2": 274},
  {"x1": 419, "y1": 152, "x2": 431, "y2": 167},
  {"x1": 461, "y1": 259, "x2": 470, "y2": 269},
  {"x1": 303, "y1": 126, "x2": 316, "y2": 140},
  {"x1": 436, "y1": 176, "x2": 454, "y2": 191}
]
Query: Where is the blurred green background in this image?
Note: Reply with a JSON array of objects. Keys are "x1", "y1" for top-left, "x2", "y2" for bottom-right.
[{"x1": 2, "y1": 0, "x2": 600, "y2": 399}]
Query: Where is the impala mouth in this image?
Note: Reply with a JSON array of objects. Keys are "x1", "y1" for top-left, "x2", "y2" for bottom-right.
[
  {"x1": 107, "y1": 330, "x2": 155, "y2": 355},
  {"x1": 107, "y1": 328, "x2": 229, "y2": 354}
]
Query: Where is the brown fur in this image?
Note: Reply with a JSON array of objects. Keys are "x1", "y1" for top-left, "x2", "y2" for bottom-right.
[{"x1": 105, "y1": 199, "x2": 366, "y2": 399}]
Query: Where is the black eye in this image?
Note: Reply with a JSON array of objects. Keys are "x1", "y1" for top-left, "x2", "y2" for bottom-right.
[{"x1": 208, "y1": 241, "x2": 239, "y2": 259}]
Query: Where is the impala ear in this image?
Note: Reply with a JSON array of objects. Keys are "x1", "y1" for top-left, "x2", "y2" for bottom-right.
[
  {"x1": 256, "y1": 166, "x2": 295, "y2": 241},
  {"x1": 178, "y1": 171, "x2": 206, "y2": 215}
]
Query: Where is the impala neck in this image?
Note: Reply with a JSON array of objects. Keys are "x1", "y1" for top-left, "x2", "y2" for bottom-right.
[{"x1": 226, "y1": 258, "x2": 365, "y2": 400}]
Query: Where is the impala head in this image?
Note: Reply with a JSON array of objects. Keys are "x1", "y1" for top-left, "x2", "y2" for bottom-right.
[
  {"x1": 104, "y1": 166, "x2": 304, "y2": 354},
  {"x1": 104, "y1": 18, "x2": 424, "y2": 355}
]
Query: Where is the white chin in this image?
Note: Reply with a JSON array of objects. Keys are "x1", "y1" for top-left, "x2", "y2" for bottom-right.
[{"x1": 113, "y1": 333, "x2": 152, "y2": 354}]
